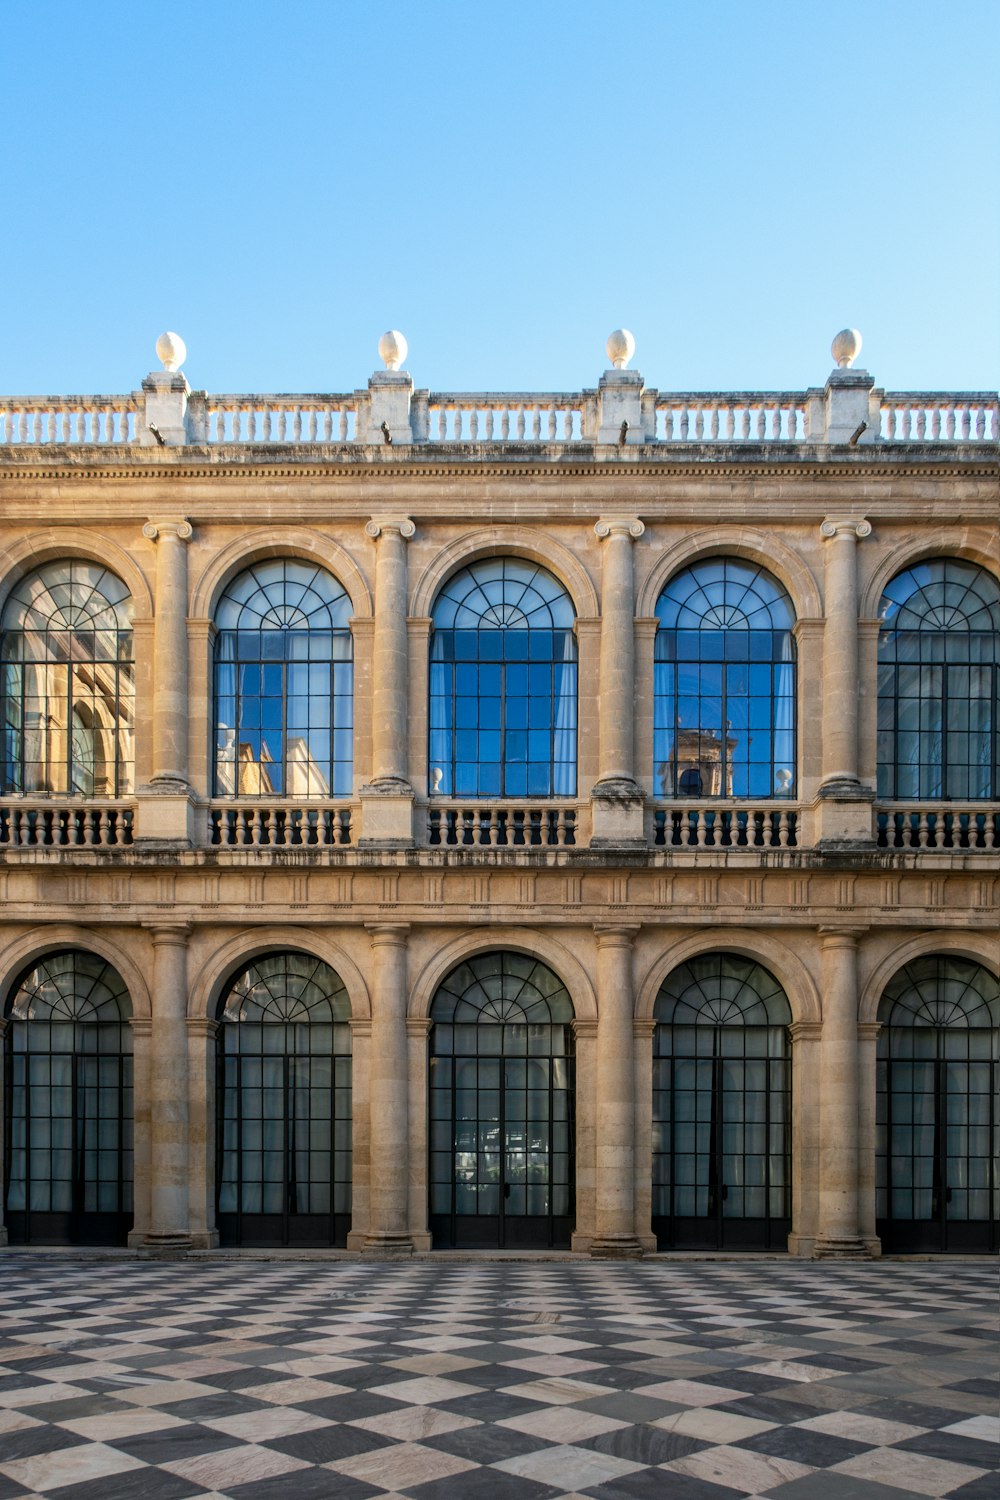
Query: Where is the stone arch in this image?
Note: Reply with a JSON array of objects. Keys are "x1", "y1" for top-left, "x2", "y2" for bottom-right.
[
  {"x1": 635, "y1": 526, "x2": 822, "y2": 622},
  {"x1": 409, "y1": 929, "x2": 597, "y2": 1023},
  {"x1": 860, "y1": 933, "x2": 1000, "y2": 1026},
  {"x1": 636, "y1": 930, "x2": 821, "y2": 1025},
  {"x1": 190, "y1": 527, "x2": 373, "y2": 623},
  {"x1": 411, "y1": 526, "x2": 599, "y2": 621},
  {"x1": 0, "y1": 531, "x2": 153, "y2": 622},
  {"x1": 190, "y1": 928, "x2": 371, "y2": 1023},
  {"x1": 860, "y1": 531, "x2": 999, "y2": 620},
  {"x1": 0, "y1": 926, "x2": 151, "y2": 1023}
]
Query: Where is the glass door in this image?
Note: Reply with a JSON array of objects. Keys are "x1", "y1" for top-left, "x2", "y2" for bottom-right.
[{"x1": 429, "y1": 953, "x2": 575, "y2": 1249}]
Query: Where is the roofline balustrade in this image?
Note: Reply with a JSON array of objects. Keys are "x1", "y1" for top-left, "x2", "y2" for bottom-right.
[{"x1": 1, "y1": 328, "x2": 996, "y2": 450}]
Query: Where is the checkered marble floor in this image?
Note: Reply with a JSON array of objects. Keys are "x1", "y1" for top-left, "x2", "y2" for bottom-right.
[{"x1": 0, "y1": 1258, "x2": 995, "y2": 1499}]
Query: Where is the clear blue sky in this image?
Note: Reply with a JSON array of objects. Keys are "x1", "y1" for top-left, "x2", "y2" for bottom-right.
[{"x1": 2, "y1": 1, "x2": 997, "y2": 397}]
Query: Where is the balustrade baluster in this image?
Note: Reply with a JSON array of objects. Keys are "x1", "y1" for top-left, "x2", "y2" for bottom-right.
[
  {"x1": 488, "y1": 808, "x2": 499, "y2": 846},
  {"x1": 562, "y1": 410, "x2": 572, "y2": 440},
  {"x1": 915, "y1": 409, "x2": 926, "y2": 439},
  {"x1": 501, "y1": 408, "x2": 510, "y2": 439},
  {"x1": 916, "y1": 811, "x2": 930, "y2": 848},
  {"x1": 975, "y1": 407, "x2": 986, "y2": 439},
  {"x1": 693, "y1": 409, "x2": 704, "y2": 440},
  {"x1": 484, "y1": 409, "x2": 494, "y2": 440},
  {"x1": 678, "y1": 409, "x2": 688, "y2": 440},
  {"x1": 693, "y1": 811, "x2": 707, "y2": 848},
  {"x1": 338, "y1": 409, "x2": 348, "y2": 440},
  {"x1": 778, "y1": 810, "x2": 790, "y2": 847},
  {"x1": 709, "y1": 407, "x2": 720, "y2": 440},
  {"x1": 547, "y1": 409, "x2": 556, "y2": 439},
  {"x1": 930, "y1": 409, "x2": 941, "y2": 440},
  {"x1": 945, "y1": 406, "x2": 956, "y2": 440},
  {"x1": 469, "y1": 408, "x2": 478, "y2": 440},
  {"x1": 528, "y1": 409, "x2": 538, "y2": 439},
  {"x1": 755, "y1": 406, "x2": 766, "y2": 438}
]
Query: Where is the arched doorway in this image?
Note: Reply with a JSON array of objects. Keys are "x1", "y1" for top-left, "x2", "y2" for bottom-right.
[
  {"x1": 877, "y1": 956, "x2": 999, "y2": 1254},
  {"x1": 429, "y1": 952, "x2": 575, "y2": 1249},
  {"x1": 216, "y1": 953, "x2": 352, "y2": 1248},
  {"x1": 4, "y1": 951, "x2": 133, "y2": 1245},
  {"x1": 653, "y1": 954, "x2": 791, "y2": 1251}
]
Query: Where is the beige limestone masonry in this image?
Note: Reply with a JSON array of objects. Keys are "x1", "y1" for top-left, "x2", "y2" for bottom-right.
[{"x1": 0, "y1": 400, "x2": 997, "y2": 1258}]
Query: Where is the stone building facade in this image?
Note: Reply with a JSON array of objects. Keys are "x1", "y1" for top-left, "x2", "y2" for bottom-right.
[{"x1": 0, "y1": 330, "x2": 997, "y2": 1259}]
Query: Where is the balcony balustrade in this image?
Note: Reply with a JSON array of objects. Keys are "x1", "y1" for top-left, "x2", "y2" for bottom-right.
[
  {"x1": 651, "y1": 802, "x2": 799, "y2": 850},
  {"x1": 208, "y1": 801, "x2": 353, "y2": 848},
  {"x1": 876, "y1": 805, "x2": 1000, "y2": 851},
  {"x1": 427, "y1": 802, "x2": 578, "y2": 849},
  {"x1": 0, "y1": 800, "x2": 135, "y2": 848}
]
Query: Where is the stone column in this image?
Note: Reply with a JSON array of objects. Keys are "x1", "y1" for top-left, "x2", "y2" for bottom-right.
[
  {"x1": 360, "y1": 518, "x2": 415, "y2": 845},
  {"x1": 858, "y1": 1021, "x2": 883, "y2": 1254},
  {"x1": 814, "y1": 928, "x2": 868, "y2": 1257},
  {"x1": 570, "y1": 1017, "x2": 598, "y2": 1250},
  {"x1": 591, "y1": 518, "x2": 645, "y2": 847},
  {"x1": 816, "y1": 518, "x2": 875, "y2": 844},
  {"x1": 186, "y1": 1017, "x2": 219, "y2": 1249},
  {"x1": 0, "y1": 1018, "x2": 7, "y2": 1244},
  {"x1": 142, "y1": 520, "x2": 193, "y2": 786},
  {"x1": 591, "y1": 925, "x2": 643, "y2": 1258},
  {"x1": 787, "y1": 1020, "x2": 822, "y2": 1256},
  {"x1": 143, "y1": 922, "x2": 192, "y2": 1254},
  {"x1": 363, "y1": 924, "x2": 414, "y2": 1254},
  {"x1": 138, "y1": 520, "x2": 195, "y2": 844},
  {"x1": 126, "y1": 1017, "x2": 152, "y2": 1246}
]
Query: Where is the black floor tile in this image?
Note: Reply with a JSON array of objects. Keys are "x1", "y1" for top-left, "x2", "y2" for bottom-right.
[
  {"x1": 421, "y1": 1423, "x2": 551, "y2": 1464},
  {"x1": 583, "y1": 1469, "x2": 743, "y2": 1498},
  {"x1": 894, "y1": 1430, "x2": 1000, "y2": 1467},
  {"x1": 0, "y1": 1425, "x2": 88, "y2": 1462},
  {"x1": 581, "y1": 1425, "x2": 706, "y2": 1464},
  {"x1": 409, "y1": 1467, "x2": 559, "y2": 1499},
  {"x1": 737, "y1": 1425, "x2": 870, "y2": 1466},
  {"x1": 47, "y1": 1470, "x2": 204, "y2": 1500},
  {"x1": 109, "y1": 1424, "x2": 243, "y2": 1463},
  {"x1": 264, "y1": 1423, "x2": 394, "y2": 1464}
]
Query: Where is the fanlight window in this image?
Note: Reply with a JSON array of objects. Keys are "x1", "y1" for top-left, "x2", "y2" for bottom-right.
[
  {"x1": 877, "y1": 956, "x2": 999, "y2": 1246},
  {"x1": 214, "y1": 560, "x2": 353, "y2": 798},
  {"x1": 654, "y1": 559, "x2": 796, "y2": 799},
  {"x1": 429, "y1": 559, "x2": 577, "y2": 798},
  {"x1": 1, "y1": 562, "x2": 134, "y2": 796},
  {"x1": 5, "y1": 951, "x2": 133, "y2": 1231},
  {"x1": 877, "y1": 559, "x2": 999, "y2": 800},
  {"x1": 217, "y1": 953, "x2": 352, "y2": 1235}
]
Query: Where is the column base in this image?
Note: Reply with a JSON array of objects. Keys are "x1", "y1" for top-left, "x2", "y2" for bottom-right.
[
  {"x1": 136, "y1": 1233, "x2": 193, "y2": 1260},
  {"x1": 361, "y1": 1232, "x2": 415, "y2": 1258},
  {"x1": 589, "y1": 1235, "x2": 644, "y2": 1260},
  {"x1": 812, "y1": 1235, "x2": 872, "y2": 1260}
]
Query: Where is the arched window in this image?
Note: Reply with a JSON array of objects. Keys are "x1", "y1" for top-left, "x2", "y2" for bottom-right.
[
  {"x1": 877, "y1": 559, "x2": 999, "y2": 801},
  {"x1": 654, "y1": 560, "x2": 796, "y2": 799},
  {"x1": 877, "y1": 955, "x2": 999, "y2": 1254},
  {"x1": 214, "y1": 560, "x2": 353, "y2": 798},
  {"x1": 217, "y1": 952, "x2": 352, "y2": 1248},
  {"x1": 653, "y1": 954, "x2": 791, "y2": 1251},
  {"x1": 429, "y1": 952, "x2": 575, "y2": 1249},
  {"x1": 4, "y1": 951, "x2": 133, "y2": 1245},
  {"x1": 1, "y1": 562, "x2": 134, "y2": 796},
  {"x1": 429, "y1": 559, "x2": 577, "y2": 798}
]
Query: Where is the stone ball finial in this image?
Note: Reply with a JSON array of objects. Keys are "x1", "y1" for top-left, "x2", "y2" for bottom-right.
[
  {"x1": 831, "y1": 328, "x2": 862, "y2": 368},
  {"x1": 155, "y1": 331, "x2": 187, "y2": 373},
  {"x1": 378, "y1": 330, "x2": 408, "y2": 371},
  {"x1": 606, "y1": 328, "x2": 636, "y2": 369}
]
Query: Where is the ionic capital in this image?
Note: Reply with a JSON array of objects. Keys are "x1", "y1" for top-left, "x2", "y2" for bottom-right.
[
  {"x1": 595, "y1": 517, "x2": 645, "y2": 541},
  {"x1": 820, "y1": 518, "x2": 872, "y2": 541},
  {"x1": 366, "y1": 517, "x2": 415, "y2": 541},
  {"x1": 143, "y1": 519, "x2": 193, "y2": 543}
]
